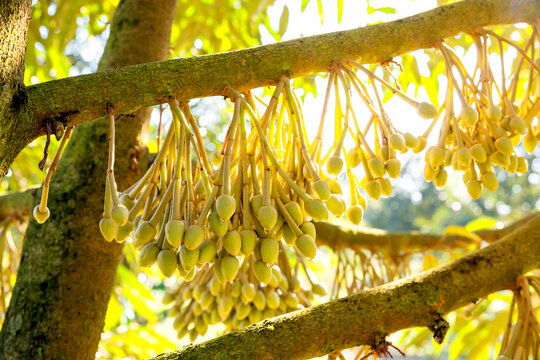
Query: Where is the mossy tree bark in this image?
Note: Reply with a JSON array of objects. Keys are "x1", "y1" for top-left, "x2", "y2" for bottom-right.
[
  {"x1": 313, "y1": 214, "x2": 537, "y2": 250},
  {"x1": 0, "y1": 0, "x2": 32, "y2": 181},
  {"x1": 0, "y1": 0, "x2": 177, "y2": 359},
  {"x1": 0, "y1": 0, "x2": 539, "y2": 180}
]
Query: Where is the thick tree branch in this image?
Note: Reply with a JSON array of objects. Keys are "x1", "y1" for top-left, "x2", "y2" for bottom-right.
[
  {"x1": 26, "y1": 0, "x2": 539, "y2": 131},
  {"x1": 152, "y1": 214, "x2": 540, "y2": 360},
  {"x1": 0, "y1": 186, "x2": 36, "y2": 221},
  {"x1": 0, "y1": 0, "x2": 538, "y2": 180}
]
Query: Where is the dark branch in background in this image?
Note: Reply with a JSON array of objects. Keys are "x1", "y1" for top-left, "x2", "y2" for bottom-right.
[
  {"x1": 151, "y1": 214, "x2": 540, "y2": 360},
  {"x1": 0, "y1": 186, "x2": 37, "y2": 221},
  {"x1": 20, "y1": 0, "x2": 540, "y2": 142}
]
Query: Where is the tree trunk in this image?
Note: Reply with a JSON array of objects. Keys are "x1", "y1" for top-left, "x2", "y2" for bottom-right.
[
  {"x1": 0, "y1": 0, "x2": 32, "y2": 180},
  {"x1": 0, "y1": 1, "x2": 177, "y2": 359}
]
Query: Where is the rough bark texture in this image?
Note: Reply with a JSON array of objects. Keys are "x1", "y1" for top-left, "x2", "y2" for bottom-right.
[
  {"x1": 0, "y1": 0, "x2": 32, "y2": 181},
  {"x1": 0, "y1": 1, "x2": 177, "y2": 359},
  {"x1": 0, "y1": 0, "x2": 539, "y2": 180},
  {"x1": 153, "y1": 214, "x2": 540, "y2": 360}
]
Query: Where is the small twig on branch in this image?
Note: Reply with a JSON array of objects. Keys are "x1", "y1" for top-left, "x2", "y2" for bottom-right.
[{"x1": 38, "y1": 119, "x2": 52, "y2": 171}]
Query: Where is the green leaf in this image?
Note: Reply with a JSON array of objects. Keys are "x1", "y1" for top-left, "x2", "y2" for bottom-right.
[
  {"x1": 119, "y1": 281, "x2": 158, "y2": 323},
  {"x1": 367, "y1": 5, "x2": 396, "y2": 15},
  {"x1": 143, "y1": 326, "x2": 178, "y2": 349},
  {"x1": 337, "y1": 0, "x2": 343, "y2": 23},
  {"x1": 398, "y1": 54, "x2": 421, "y2": 98},
  {"x1": 444, "y1": 225, "x2": 482, "y2": 244},
  {"x1": 421, "y1": 75, "x2": 440, "y2": 109},
  {"x1": 422, "y1": 254, "x2": 439, "y2": 271},
  {"x1": 262, "y1": 16, "x2": 280, "y2": 41},
  {"x1": 301, "y1": 0, "x2": 310, "y2": 12},
  {"x1": 317, "y1": 0, "x2": 323, "y2": 24},
  {"x1": 293, "y1": 76, "x2": 318, "y2": 100},
  {"x1": 278, "y1": 6, "x2": 289, "y2": 37},
  {"x1": 103, "y1": 295, "x2": 123, "y2": 331},
  {"x1": 117, "y1": 265, "x2": 154, "y2": 300},
  {"x1": 382, "y1": 86, "x2": 393, "y2": 102},
  {"x1": 465, "y1": 216, "x2": 497, "y2": 232}
]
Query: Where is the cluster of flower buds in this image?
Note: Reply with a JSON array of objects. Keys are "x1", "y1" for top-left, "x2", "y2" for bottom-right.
[
  {"x1": 97, "y1": 81, "x2": 350, "y2": 282},
  {"x1": 163, "y1": 250, "x2": 327, "y2": 340},
  {"x1": 420, "y1": 30, "x2": 539, "y2": 198}
]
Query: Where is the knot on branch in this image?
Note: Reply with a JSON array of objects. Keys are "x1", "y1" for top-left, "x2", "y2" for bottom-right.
[
  {"x1": 10, "y1": 85, "x2": 28, "y2": 111},
  {"x1": 52, "y1": 120, "x2": 65, "y2": 140},
  {"x1": 371, "y1": 332, "x2": 389, "y2": 354},
  {"x1": 428, "y1": 312, "x2": 449, "y2": 344}
]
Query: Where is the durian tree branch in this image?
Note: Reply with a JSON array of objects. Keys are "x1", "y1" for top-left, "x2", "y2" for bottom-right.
[
  {"x1": 25, "y1": 0, "x2": 540, "y2": 130},
  {"x1": 1, "y1": 0, "x2": 539, "y2": 180},
  {"x1": 314, "y1": 213, "x2": 537, "y2": 251},
  {"x1": 0, "y1": 186, "x2": 37, "y2": 221},
  {"x1": 0, "y1": 186, "x2": 534, "y2": 251},
  {"x1": 153, "y1": 214, "x2": 540, "y2": 360}
]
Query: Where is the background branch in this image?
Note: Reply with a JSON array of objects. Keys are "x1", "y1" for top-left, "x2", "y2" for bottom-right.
[
  {"x1": 314, "y1": 214, "x2": 537, "y2": 251},
  {"x1": 0, "y1": 186, "x2": 37, "y2": 222},
  {"x1": 152, "y1": 214, "x2": 540, "y2": 360}
]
